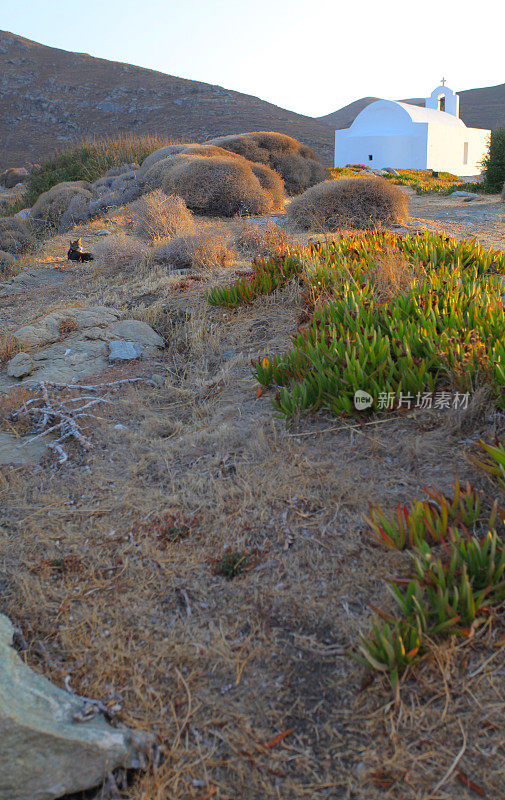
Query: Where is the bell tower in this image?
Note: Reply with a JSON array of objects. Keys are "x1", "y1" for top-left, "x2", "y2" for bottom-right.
[{"x1": 425, "y1": 79, "x2": 460, "y2": 117}]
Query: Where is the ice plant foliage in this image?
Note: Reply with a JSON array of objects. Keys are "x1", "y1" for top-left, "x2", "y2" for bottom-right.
[
  {"x1": 208, "y1": 232, "x2": 505, "y2": 417},
  {"x1": 359, "y1": 527, "x2": 505, "y2": 686},
  {"x1": 364, "y1": 480, "x2": 482, "y2": 550}
]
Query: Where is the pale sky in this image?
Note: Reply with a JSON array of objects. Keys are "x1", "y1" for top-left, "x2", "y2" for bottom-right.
[{"x1": 0, "y1": 0, "x2": 502, "y2": 117}]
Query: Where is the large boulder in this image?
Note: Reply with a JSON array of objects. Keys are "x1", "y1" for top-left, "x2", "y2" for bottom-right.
[{"x1": 0, "y1": 613, "x2": 150, "y2": 800}]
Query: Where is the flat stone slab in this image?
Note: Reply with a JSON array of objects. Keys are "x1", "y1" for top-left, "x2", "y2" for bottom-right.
[
  {"x1": 14, "y1": 307, "x2": 121, "y2": 348},
  {"x1": 0, "y1": 432, "x2": 47, "y2": 465},
  {"x1": 0, "y1": 613, "x2": 149, "y2": 800},
  {"x1": 0, "y1": 269, "x2": 69, "y2": 297}
]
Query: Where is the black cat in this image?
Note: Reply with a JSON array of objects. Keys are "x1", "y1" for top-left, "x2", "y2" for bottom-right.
[{"x1": 67, "y1": 238, "x2": 94, "y2": 262}]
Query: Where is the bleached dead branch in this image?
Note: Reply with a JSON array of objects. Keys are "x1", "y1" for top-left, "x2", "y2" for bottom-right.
[{"x1": 11, "y1": 378, "x2": 156, "y2": 463}]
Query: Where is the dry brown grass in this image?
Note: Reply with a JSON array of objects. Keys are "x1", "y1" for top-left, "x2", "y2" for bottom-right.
[
  {"x1": 0, "y1": 332, "x2": 22, "y2": 364},
  {"x1": 288, "y1": 177, "x2": 409, "y2": 231},
  {"x1": 232, "y1": 219, "x2": 295, "y2": 258},
  {"x1": 125, "y1": 189, "x2": 196, "y2": 242},
  {"x1": 153, "y1": 222, "x2": 234, "y2": 270},
  {"x1": 208, "y1": 131, "x2": 328, "y2": 194},
  {"x1": 370, "y1": 247, "x2": 416, "y2": 302},
  {"x1": 57, "y1": 316, "x2": 79, "y2": 336}
]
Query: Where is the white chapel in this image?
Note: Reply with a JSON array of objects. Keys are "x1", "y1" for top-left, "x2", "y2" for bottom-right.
[{"x1": 333, "y1": 82, "x2": 490, "y2": 175}]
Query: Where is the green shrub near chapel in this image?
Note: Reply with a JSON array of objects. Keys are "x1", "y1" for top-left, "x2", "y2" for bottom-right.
[{"x1": 483, "y1": 127, "x2": 505, "y2": 192}]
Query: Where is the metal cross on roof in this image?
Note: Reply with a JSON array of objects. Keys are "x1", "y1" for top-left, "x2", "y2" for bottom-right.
[{"x1": 441, "y1": 77, "x2": 446, "y2": 86}]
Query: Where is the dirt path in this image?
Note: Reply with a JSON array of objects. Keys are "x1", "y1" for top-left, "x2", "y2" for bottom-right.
[{"x1": 409, "y1": 188, "x2": 505, "y2": 249}]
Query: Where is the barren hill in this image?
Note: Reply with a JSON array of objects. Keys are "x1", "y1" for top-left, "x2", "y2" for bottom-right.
[
  {"x1": 0, "y1": 30, "x2": 334, "y2": 170},
  {"x1": 319, "y1": 84, "x2": 505, "y2": 131}
]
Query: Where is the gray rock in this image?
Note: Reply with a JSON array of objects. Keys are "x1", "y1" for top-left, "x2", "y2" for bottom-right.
[
  {"x1": 0, "y1": 613, "x2": 150, "y2": 800},
  {"x1": 106, "y1": 319, "x2": 164, "y2": 348},
  {"x1": 14, "y1": 208, "x2": 31, "y2": 220},
  {"x1": 382, "y1": 167, "x2": 400, "y2": 176},
  {"x1": 109, "y1": 340, "x2": 144, "y2": 361},
  {"x1": 0, "y1": 432, "x2": 47, "y2": 465},
  {"x1": 450, "y1": 190, "x2": 480, "y2": 200},
  {"x1": 14, "y1": 307, "x2": 121, "y2": 348},
  {"x1": 0, "y1": 268, "x2": 68, "y2": 297},
  {"x1": 6, "y1": 352, "x2": 34, "y2": 378}
]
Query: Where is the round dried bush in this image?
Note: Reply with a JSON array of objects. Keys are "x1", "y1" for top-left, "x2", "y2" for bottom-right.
[
  {"x1": 125, "y1": 190, "x2": 196, "y2": 242},
  {"x1": 250, "y1": 163, "x2": 285, "y2": 208},
  {"x1": 0, "y1": 217, "x2": 36, "y2": 254},
  {"x1": 232, "y1": 219, "x2": 294, "y2": 258},
  {"x1": 141, "y1": 144, "x2": 233, "y2": 173},
  {"x1": 287, "y1": 177, "x2": 409, "y2": 231},
  {"x1": 0, "y1": 167, "x2": 29, "y2": 189},
  {"x1": 59, "y1": 194, "x2": 92, "y2": 233},
  {"x1": 144, "y1": 155, "x2": 276, "y2": 216},
  {"x1": 207, "y1": 132, "x2": 327, "y2": 194},
  {"x1": 153, "y1": 223, "x2": 234, "y2": 270},
  {"x1": 0, "y1": 250, "x2": 17, "y2": 277},
  {"x1": 93, "y1": 232, "x2": 149, "y2": 274},
  {"x1": 31, "y1": 181, "x2": 95, "y2": 232}
]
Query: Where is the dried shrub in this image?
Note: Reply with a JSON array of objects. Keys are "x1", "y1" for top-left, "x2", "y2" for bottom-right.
[
  {"x1": 288, "y1": 177, "x2": 409, "y2": 231},
  {"x1": 153, "y1": 223, "x2": 234, "y2": 270},
  {"x1": 208, "y1": 131, "x2": 327, "y2": 194},
  {"x1": 59, "y1": 193, "x2": 92, "y2": 233},
  {"x1": 0, "y1": 250, "x2": 19, "y2": 278},
  {"x1": 370, "y1": 248, "x2": 416, "y2": 302},
  {"x1": 143, "y1": 154, "x2": 276, "y2": 217},
  {"x1": 141, "y1": 143, "x2": 233, "y2": 173},
  {"x1": 93, "y1": 232, "x2": 149, "y2": 274},
  {"x1": 250, "y1": 163, "x2": 285, "y2": 208},
  {"x1": 0, "y1": 334, "x2": 22, "y2": 364},
  {"x1": 31, "y1": 181, "x2": 95, "y2": 233},
  {"x1": 0, "y1": 167, "x2": 29, "y2": 189},
  {"x1": 0, "y1": 218, "x2": 36, "y2": 255},
  {"x1": 232, "y1": 219, "x2": 295, "y2": 258},
  {"x1": 125, "y1": 189, "x2": 196, "y2": 242},
  {"x1": 58, "y1": 316, "x2": 79, "y2": 336}
]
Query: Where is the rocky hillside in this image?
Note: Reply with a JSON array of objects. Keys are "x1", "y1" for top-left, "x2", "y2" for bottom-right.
[
  {"x1": 319, "y1": 84, "x2": 505, "y2": 131},
  {"x1": 0, "y1": 30, "x2": 334, "y2": 170}
]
